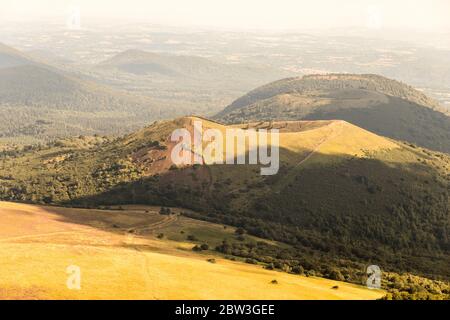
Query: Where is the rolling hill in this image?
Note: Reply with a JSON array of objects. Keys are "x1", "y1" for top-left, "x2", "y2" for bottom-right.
[
  {"x1": 0, "y1": 44, "x2": 195, "y2": 143},
  {"x1": 1, "y1": 116, "x2": 449, "y2": 290},
  {"x1": 216, "y1": 74, "x2": 450, "y2": 153},
  {"x1": 0, "y1": 201, "x2": 385, "y2": 300},
  {"x1": 0, "y1": 64, "x2": 156, "y2": 112},
  {"x1": 98, "y1": 49, "x2": 290, "y2": 85},
  {"x1": 0, "y1": 44, "x2": 290, "y2": 143},
  {"x1": 0, "y1": 64, "x2": 170, "y2": 143},
  {"x1": 0, "y1": 42, "x2": 35, "y2": 69},
  {"x1": 92, "y1": 50, "x2": 294, "y2": 119}
]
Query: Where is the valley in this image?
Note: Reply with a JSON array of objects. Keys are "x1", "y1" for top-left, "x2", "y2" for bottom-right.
[{"x1": 0, "y1": 42, "x2": 290, "y2": 144}]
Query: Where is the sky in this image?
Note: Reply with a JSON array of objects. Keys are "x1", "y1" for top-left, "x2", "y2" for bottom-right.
[{"x1": 1, "y1": 0, "x2": 450, "y2": 32}]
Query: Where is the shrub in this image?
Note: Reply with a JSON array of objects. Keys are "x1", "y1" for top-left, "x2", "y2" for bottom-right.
[
  {"x1": 159, "y1": 207, "x2": 171, "y2": 215},
  {"x1": 274, "y1": 261, "x2": 283, "y2": 269},
  {"x1": 187, "y1": 235, "x2": 198, "y2": 241},
  {"x1": 265, "y1": 263, "x2": 275, "y2": 270},
  {"x1": 292, "y1": 265, "x2": 305, "y2": 275},
  {"x1": 306, "y1": 270, "x2": 316, "y2": 277},
  {"x1": 327, "y1": 268, "x2": 345, "y2": 282}
]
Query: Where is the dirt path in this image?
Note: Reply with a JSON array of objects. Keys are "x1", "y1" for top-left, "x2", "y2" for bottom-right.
[
  {"x1": 0, "y1": 213, "x2": 179, "y2": 243},
  {"x1": 293, "y1": 120, "x2": 345, "y2": 169},
  {"x1": 273, "y1": 121, "x2": 345, "y2": 191},
  {"x1": 132, "y1": 214, "x2": 178, "y2": 234},
  {"x1": 226, "y1": 121, "x2": 346, "y2": 195}
]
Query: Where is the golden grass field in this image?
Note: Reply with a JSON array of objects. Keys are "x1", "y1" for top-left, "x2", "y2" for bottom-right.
[{"x1": 0, "y1": 201, "x2": 384, "y2": 300}]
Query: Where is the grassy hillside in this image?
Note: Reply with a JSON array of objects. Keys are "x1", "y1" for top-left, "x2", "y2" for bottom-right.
[
  {"x1": 216, "y1": 74, "x2": 450, "y2": 153},
  {"x1": 0, "y1": 201, "x2": 385, "y2": 300},
  {"x1": 1, "y1": 116, "x2": 448, "y2": 292}
]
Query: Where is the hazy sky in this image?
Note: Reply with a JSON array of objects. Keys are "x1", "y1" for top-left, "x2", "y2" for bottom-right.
[{"x1": 1, "y1": 0, "x2": 450, "y2": 32}]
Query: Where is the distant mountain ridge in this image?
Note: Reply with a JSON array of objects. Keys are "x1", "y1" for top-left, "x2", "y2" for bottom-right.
[
  {"x1": 0, "y1": 64, "x2": 153, "y2": 111},
  {"x1": 0, "y1": 44, "x2": 189, "y2": 142},
  {"x1": 217, "y1": 74, "x2": 450, "y2": 153},
  {"x1": 0, "y1": 42, "x2": 36, "y2": 69},
  {"x1": 98, "y1": 49, "x2": 291, "y2": 83}
]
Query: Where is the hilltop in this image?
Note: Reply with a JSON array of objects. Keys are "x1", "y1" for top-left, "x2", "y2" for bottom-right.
[
  {"x1": 1, "y1": 116, "x2": 448, "y2": 284},
  {"x1": 99, "y1": 49, "x2": 216, "y2": 77},
  {"x1": 216, "y1": 74, "x2": 450, "y2": 153},
  {"x1": 98, "y1": 49, "x2": 290, "y2": 84}
]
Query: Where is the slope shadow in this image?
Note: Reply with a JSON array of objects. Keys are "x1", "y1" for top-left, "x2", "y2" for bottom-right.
[{"x1": 305, "y1": 96, "x2": 450, "y2": 153}]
